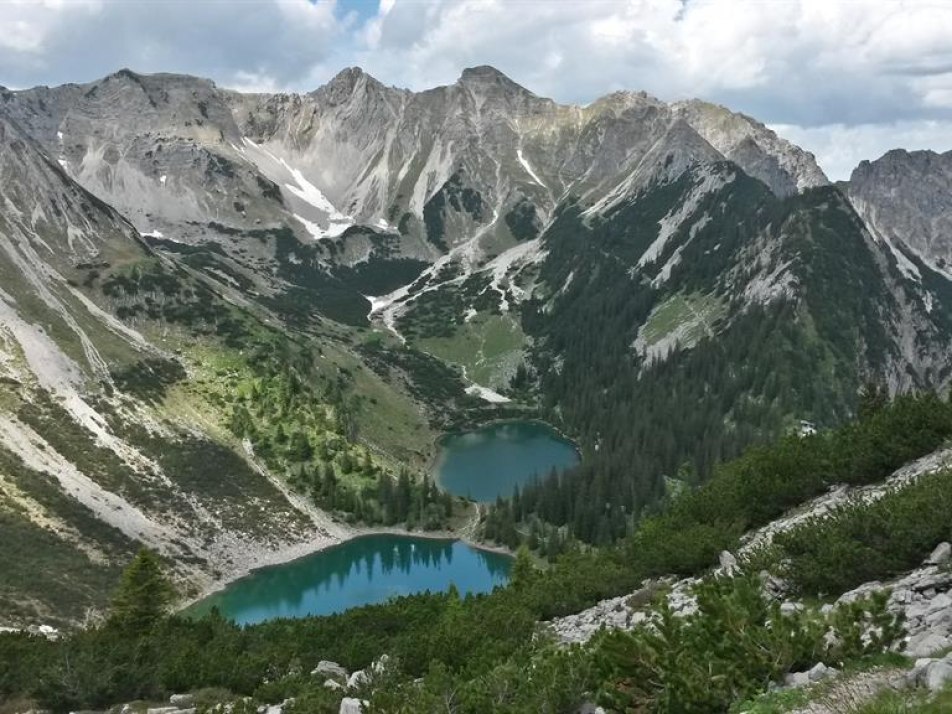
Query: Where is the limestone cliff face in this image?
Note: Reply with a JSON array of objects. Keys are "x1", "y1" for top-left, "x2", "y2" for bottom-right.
[
  {"x1": 2, "y1": 66, "x2": 828, "y2": 264},
  {"x1": 846, "y1": 149, "x2": 952, "y2": 275},
  {"x1": 671, "y1": 99, "x2": 829, "y2": 196}
]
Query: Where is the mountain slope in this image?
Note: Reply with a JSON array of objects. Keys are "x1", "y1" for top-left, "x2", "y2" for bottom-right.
[{"x1": 0, "y1": 105, "x2": 456, "y2": 627}]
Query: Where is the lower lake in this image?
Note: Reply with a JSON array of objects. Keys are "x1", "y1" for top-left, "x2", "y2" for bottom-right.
[
  {"x1": 435, "y1": 420, "x2": 580, "y2": 502},
  {"x1": 187, "y1": 534, "x2": 511, "y2": 625}
]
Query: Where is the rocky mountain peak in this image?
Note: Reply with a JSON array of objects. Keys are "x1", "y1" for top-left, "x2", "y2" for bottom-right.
[
  {"x1": 852, "y1": 148, "x2": 950, "y2": 179},
  {"x1": 846, "y1": 147, "x2": 952, "y2": 272},
  {"x1": 313, "y1": 66, "x2": 391, "y2": 105},
  {"x1": 457, "y1": 65, "x2": 533, "y2": 96},
  {"x1": 671, "y1": 97, "x2": 828, "y2": 196}
]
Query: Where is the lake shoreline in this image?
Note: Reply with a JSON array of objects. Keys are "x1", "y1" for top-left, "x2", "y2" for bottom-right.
[{"x1": 178, "y1": 511, "x2": 511, "y2": 614}]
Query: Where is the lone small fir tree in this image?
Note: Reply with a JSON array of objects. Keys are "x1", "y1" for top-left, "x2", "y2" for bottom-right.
[{"x1": 110, "y1": 548, "x2": 175, "y2": 633}]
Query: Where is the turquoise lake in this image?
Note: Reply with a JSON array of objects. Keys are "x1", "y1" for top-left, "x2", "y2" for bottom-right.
[
  {"x1": 187, "y1": 421, "x2": 576, "y2": 624},
  {"x1": 435, "y1": 420, "x2": 580, "y2": 502},
  {"x1": 187, "y1": 534, "x2": 511, "y2": 625}
]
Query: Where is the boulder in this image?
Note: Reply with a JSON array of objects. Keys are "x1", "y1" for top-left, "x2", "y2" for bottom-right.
[
  {"x1": 577, "y1": 703, "x2": 606, "y2": 714},
  {"x1": 784, "y1": 671, "x2": 810, "y2": 688},
  {"x1": 313, "y1": 660, "x2": 348, "y2": 680},
  {"x1": 807, "y1": 662, "x2": 836, "y2": 683},
  {"x1": 780, "y1": 601, "x2": 803, "y2": 616},
  {"x1": 324, "y1": 679, "x2": 344, "y2": 691},
  {"x1": 926, "y1": 542, "x2": 952, "y2": 566},
  {"x1": 907, "y1": 658, "x2": 936, "y2": 687},
  {"x1": 759, "y1": 571, "x2": 788, "y2": 599},
  {"x1": 924, "y1": 660, "x2": 952, "y2": 691},
  {"x1": 906, "y1": 631, "x2": 951, "y2": 657},
  {"x1": 339, "y1": 698, "x2": 366, "y2": 714},
  {"x1": 170, "y1": 694, "x2": 194, "y2": 707},
  {"x1": 347, "y1": 670, "x2": 369, "y2": 689},
  {"x1": 718, "y1": 550, "x2": 739, "y2": 574}
]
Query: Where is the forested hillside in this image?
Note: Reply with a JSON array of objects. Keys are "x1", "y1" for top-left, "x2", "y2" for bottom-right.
[{"x1": 481, "y1": 169, "x2": 952, "y2": 547}]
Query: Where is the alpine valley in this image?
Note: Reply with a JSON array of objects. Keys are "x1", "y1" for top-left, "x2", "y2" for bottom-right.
[{"x1": 1, "y1": 63, "x2": 951, "y2": 652}]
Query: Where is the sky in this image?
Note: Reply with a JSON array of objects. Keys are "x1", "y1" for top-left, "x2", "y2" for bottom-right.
[{"x1": 2, "y1": 0, "x2": 952, "y2": 180}]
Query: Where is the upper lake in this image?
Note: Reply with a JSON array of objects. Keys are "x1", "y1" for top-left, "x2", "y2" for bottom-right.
[
  {"x1": 187, "y1": 534, "x2": 511, "y2": 626},
  {"x1": 435, "y1": 420, "x2": 580, "y2": 502}
]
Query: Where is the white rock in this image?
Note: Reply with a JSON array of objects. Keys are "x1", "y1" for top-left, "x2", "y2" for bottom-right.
[
  {"x1": 927, "y1": 543, "x2": 952, "y2": 566},
  {"x1": 781, "y1": 601, "x2": 803, "y2": 615},
  {"x1": 907, "y1": 658, "x2": 936, "y2": 687},
  {"x1": 324, "y1": 679, "x2": 343, "y2": 691},
  {"x1": 313, "y1": 660, "x2": 348, "y2": 680},
  {"x1": 347, "y1": 670, "x2": 369, "y2": 689},
  {"x1": 927, "y1": 592, "x2": 952, "y2": 613},
  {"x1": 339, "y1": 698, "x2": 366, "y2": 714},
  {"x1": 925, "y1": 660, "x2": 952, "y2": 691},
  {"x1": 907, "y1": 631, "x2": 951, "y2": 657},
  {"x1": 372, "y1": 654, "x2": 390, "y2": 673},
  {"x1": 807, "y1": 662, "x2": 835, "y2": 683},
  {"x1": 718, "y1": 550, "x2": 739, "y2": 574}
]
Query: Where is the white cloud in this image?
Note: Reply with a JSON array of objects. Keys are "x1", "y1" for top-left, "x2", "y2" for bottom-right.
[
  {"x1": 0, "y1": 0, "x2": 341, "y2": 90},
  {"x1": 772, "y1": 120, "x2": 952, "y2": 181}
]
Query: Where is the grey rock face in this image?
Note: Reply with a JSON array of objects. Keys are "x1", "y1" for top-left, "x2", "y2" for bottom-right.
[
  {"x1": 671, "y1": 99, "x2": 829, "y2": 196},
  {"x1": 3, "y1": 66, "x2": 828, "y2": 272},
  {"x1": 846, "y1": 149, "x2": 952, "y2": 275}
]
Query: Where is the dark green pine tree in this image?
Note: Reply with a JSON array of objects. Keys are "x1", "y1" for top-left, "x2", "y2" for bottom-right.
[{"x1": 109, "y1": 548, "x2": 175, "y2": 634}]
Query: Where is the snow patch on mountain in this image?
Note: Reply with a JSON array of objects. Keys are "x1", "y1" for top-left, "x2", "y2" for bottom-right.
[
  {"x1": 517, "y1": 149, "x2": 546, "y2": 188},
  {"x1": 281, "y1": 161, "x2": 348, "y2": 222},
  {"x1": 465, "y1": 384, "x2": 511, "y2": 403},
  {"x1": 293, "y1": 213, "x2": 351, "y2": 241}
]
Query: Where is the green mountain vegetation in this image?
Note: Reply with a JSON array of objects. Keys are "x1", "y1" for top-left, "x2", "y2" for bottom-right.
[
  {"x1": 481, "y1": 169, "x2": 951, "y2": 548},
  {"x1": 2, "y1": 393, "x2": 950, "y2": 712}
]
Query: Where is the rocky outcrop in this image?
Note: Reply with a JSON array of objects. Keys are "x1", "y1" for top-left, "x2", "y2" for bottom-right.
[
  {"x1": 837, "y1": 551, "x2": 952, "y2": 658},
  {"x1": 546, "y1": 576, "x2": 701, "y2": 645}
]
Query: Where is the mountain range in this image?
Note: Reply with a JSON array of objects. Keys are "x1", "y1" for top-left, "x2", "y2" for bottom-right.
[{"x1": 0, "y1": 66, "x2": 950, "y2": 626}]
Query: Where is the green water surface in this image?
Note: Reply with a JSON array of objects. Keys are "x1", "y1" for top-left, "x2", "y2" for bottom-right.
[
  {"x1": 436, "y1": 420, "x2": 580, "y2": 502},
  {"x1": 187, "y1": 534, "x2": 511, "y2": 625}
]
